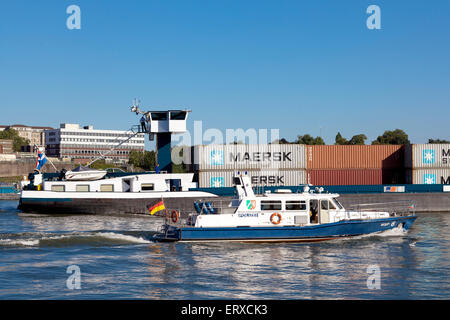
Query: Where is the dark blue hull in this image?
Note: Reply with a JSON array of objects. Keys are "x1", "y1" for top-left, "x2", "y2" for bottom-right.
[{"x1": 155, "y1": 215, "x2": 417, "y2": 242}]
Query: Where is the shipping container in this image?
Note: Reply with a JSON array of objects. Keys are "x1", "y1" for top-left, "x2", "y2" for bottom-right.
[
  {"x1": 198, "y1": 169, "x2": 307, "y2": 188},
  {"x1": 405, "y1": 144, "x2": 450, "y2": 169},
  {"x1": 406, "y1": 169, "x2": 450, "y2": 185},
  {"x1": 193, "y1": 144, "x2": 306, "y2": 171},
  {"x1": 306, "y1": 145, "x2": 404, "y2": 169},
  {"x1": 307, "y1": 169, "x2": 405, "y2": 186}
]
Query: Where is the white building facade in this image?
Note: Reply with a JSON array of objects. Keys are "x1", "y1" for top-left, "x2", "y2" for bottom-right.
[{"x1": 45, "y1": 123, "x2": 145, "y2": 164}]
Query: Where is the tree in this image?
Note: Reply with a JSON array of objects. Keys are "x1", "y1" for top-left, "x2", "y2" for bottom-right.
[
  {"x1": 428, "y1": 138, "x2": 450, "y2": 144},
  {"x1": 335, "y1": 132, "x2": 348, "y2": 145},
  {"x1": 348, "y1": 134, "x2": 367, "y2": 145},
  {"x1": 276, "y1": 138, "x2": 291, "y2": 144},
  {"x1": 372, "y1": 129, "x2": 410, "y2": 145},
  {"x1": 296, "y1": 134, "x2": 325, "y2": 145},
  {"x1": 128, "y1": 150, "x2": 156, "y2": 171},
  {"x1": 0, "y1": 128, "x2": 30, "y2": 152}
]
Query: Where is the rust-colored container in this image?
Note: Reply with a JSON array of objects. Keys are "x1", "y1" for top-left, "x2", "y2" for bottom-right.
[
  {"x1": 307, "y1": 169, "x2": 405, "y2": 186},
  {"x1": 306, "y1": 145, "x2": 404, "y2": 169}
]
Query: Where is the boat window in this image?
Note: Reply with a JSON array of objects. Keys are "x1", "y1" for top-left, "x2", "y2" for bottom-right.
[
  {"x1": 51, "y1": 185, "x2": 65, "y2": 192},
  {"x1": 151, "y1": 112, "x2": 167, "y2": 121},
  {"x1": 233, "y1": 177, "x2": 241, "y2": 185},
  {"x1": 100, "y1": 184, "x2": 114, "y2": 192},
  {"x1": 170, "y1": 111, "x2": 187, "y2": 120},
  {"x1": 333, "y1": 198, "x2": 343, "y2": 209},
  {"x1": 261, "y1": 201, "x2": 282, "y2": 211},
  {"x1": 76, "y1": 185, "x2": 90, "y2": 192},
  {"x1": 328, "y1": 201, "x2": 336, "y2": 210},
  {"x1": 141, "y1": 183, "x2": 154, "y2": 191},
  {"x1": 321, "y1": 200, "x2": 329, "y2": 210},
  {"x1": 286, "y1": 201, "x2": 307, "y2": 211}
]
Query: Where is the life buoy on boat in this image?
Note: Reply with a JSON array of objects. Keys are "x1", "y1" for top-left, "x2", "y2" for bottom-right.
[
  {"x1": 270, "y1": 212, "x2": 282, "y2": 225},
  {"x1": 171, "y1": 210, "x2": 180, "y2": 223}
]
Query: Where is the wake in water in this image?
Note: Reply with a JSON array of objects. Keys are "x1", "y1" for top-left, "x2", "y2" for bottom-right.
[
  {"x1": 334, "y1": 224, "x2": 409, "y2": 242},
  {"x1": 0, "y1": 230, "x2": 158, "y2": 248}
]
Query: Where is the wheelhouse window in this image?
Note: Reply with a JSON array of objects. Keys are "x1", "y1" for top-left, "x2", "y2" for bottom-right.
[
  {"x1": 332, "y1": 198, "x2": 343, "y2": 209},
  {"x1": 285, "y1": 201, "x2": 307, "y2": 211},
  {"x1": 328, "y1": 201, "x2": 336, "y2": 210},
  {"x1": 170, "y1": 111, "x2": 187, "y2": 120},
  {"x1": 151, "y1": 112, "x2": 167, "y2": 120},
  {"x1": 141, "y1": 183, "x2": 154, "y2": 191},
  {"x1": 76, "y1": 185, "x2": 90, "y2": 192},
  {"x1": 100, "y1": 184, "x2": 114, "y2": 192},
  {"x1": 321, "y1": 200, "x2": 329, "y2": 210},
  {"x1": 261, "y1": 201, "x2": 282, "y2": 211},
  {"x1": 51, "y1": 185, "x2": 65, "y2": 192}
]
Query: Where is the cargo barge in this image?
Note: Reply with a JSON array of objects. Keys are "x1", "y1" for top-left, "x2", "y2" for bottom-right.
[{"x1": 18, "y1": 171, "x2": 217, "y2": 215}]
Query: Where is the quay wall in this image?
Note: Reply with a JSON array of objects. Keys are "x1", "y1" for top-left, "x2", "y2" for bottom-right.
[{"x1": 0, "y1": 160, "x2": 72, "y2": 178}]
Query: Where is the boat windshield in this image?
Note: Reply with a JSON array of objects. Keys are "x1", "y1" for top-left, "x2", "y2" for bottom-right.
[
  {"x1": 71, "y1": 166, "x2": 96, "y2": 172},
  {"x1": 333, "y1": 198, "x2": 344, "y2": 209}
]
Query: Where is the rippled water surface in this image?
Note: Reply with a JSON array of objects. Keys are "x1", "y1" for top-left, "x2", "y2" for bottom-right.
[{"x1": 0, "y1": 200, "x2": 449, "y2": 299}]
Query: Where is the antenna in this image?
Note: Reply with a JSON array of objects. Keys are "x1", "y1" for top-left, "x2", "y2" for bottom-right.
[{"x1": 131, "y1": 98, "x2": 142, "y2": 114}]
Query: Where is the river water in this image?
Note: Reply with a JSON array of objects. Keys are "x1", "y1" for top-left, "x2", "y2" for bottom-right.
[{"x1": 0, "y1": 200, "x2": 448, "y2": 299}]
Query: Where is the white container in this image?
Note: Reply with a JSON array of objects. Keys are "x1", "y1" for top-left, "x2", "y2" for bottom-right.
[
  {"x1": 198, "y1": 169, "x2": 307, "y2": 188},
  {"x1": 405, "y1": 144, "x2": 450, "y2": 169},
  {"x1": 194, "y1": 144, "x2": 306, "y2": 171},
  {"x1": 406, "y1": 169, "x2": 450, "y2": 184}
]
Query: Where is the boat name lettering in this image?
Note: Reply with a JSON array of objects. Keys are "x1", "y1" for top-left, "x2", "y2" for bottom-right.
[
  {"x1": 230, "y1": 152, "x2": 291, "y2": 162},
  {"x1": 238, "y1": 213, "x2": 259, "y2": 218}
]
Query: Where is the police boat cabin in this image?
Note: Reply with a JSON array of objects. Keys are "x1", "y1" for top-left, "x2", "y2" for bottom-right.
[{"x1": 155, "y1": 174, "x2": 417, "y2": 242}]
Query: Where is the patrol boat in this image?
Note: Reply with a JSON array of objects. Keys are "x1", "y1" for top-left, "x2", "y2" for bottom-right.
[{"x1": 154, "y1": 174, "x2": 417, "y2": 242}]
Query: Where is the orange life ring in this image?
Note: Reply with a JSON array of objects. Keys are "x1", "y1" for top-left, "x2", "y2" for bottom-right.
[
  {"x1": 270, "y1": 212, "x2": 282, "y2": 225},
  {"x1": 171, "y1": 210, "x2": 180, "y2": 223}
]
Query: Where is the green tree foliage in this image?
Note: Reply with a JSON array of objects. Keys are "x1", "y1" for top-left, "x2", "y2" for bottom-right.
[
  {"x1": 128, "y1": 149, "x2": 187, "y2": 173},
  {"x1": 128, "y1": 150, "x2": 156, "y2": 171},
  {"x1": 335, "y1": 132, "x2": 348, "y2": 145},
  {"x1": 428, "y1": 138, "x2": 450, "y2": 144},
  {"x1": 372, "y1": 129, "x2": 410, "y2": 145},
  {"x1": 0, "y1": 128, "x2": 30, "y2": 152},
  {"x1": 296, "y1": 134, "x2": 325, "y2": 145},
  {"x1": 335, "y1": 132, "x2": 367, "y2": 145},
  {"x1": 348, "y1": 134, "x2": 367, "y2": 145}
]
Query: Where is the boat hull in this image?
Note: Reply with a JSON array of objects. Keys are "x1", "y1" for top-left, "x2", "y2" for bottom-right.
[
  {"x1": 18, "y1": 191, "x2": 217, "y2": 215},
  {"x1": 155, "y1": 215, "x2": 417, "y2": 242}
]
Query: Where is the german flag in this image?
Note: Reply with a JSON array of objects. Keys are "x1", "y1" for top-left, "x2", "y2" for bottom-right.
[{"x1": 147, "y1": 200, "x2": 165, "y2": 216}]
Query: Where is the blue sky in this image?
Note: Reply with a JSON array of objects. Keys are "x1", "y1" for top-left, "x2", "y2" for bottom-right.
[{"x1": 0, "y1": 0, "x2": 449, "y2": 147}]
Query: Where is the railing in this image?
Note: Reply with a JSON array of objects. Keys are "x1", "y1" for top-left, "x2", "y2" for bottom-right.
[{"x1": 348, "y1": 200, "x2": 416, "y2": 216}]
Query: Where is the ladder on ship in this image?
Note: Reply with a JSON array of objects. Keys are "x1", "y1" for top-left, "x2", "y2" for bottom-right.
[{"x1": 86, "y1": 125, "x2": 144, "y2": 167}]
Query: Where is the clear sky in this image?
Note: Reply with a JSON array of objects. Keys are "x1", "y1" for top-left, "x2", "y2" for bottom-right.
[{"x1": 0, "y1": 0, "x2": 449, "y2": 147}]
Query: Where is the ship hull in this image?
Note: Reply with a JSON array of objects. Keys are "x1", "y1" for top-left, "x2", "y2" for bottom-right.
[
  {"x1": 18, "y1": 191, "x2": 217, "y2": 215},
  {"x1": 155, "y1": 215, "x2": 417, "y2": 242}
]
